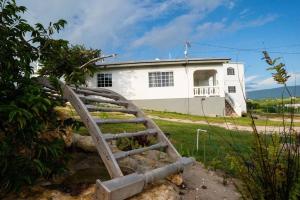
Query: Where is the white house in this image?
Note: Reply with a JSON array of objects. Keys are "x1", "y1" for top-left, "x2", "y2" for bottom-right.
[{"x1": 86, "y1": 58, "x2": 247, "y2": 116}]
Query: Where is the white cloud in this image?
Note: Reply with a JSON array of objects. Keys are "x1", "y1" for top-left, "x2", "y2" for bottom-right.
[
  {"x1": 230, "y1": 14, "x2": 278, "y2": 31},
  {"x1": 21, "y1": 0, "x2": 278, "y2": 56},
  {"x1": 131, "y1": 13, "x2": 198, "y2": 49},
  {"x1": 245, "y1": 75, "x2": 259, "y2": 83},
  {"x1": 239, "y1": 8, "x2": 250, "y2": 18},
  {"x1": 247, "y1": 72, "x2": 300, "y2": 91},
  {"x1": 132, "y1": 12, "x2": 277, "y2": 49},
  {"x1": 130, "y1": 0, "x2": 233, "y2": 48},
  {"x1": 22, "y1": 0, "x2": 185, "y2": 49}
]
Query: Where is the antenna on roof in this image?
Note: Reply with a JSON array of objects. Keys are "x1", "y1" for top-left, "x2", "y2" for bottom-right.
[{"x1": 184, "y1": 41, "x2": 191, "y2": 59}]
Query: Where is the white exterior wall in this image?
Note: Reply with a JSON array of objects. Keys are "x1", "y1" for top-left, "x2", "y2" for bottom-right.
[
  {"x1": 86, "y1": 61, "x2": 246, "y2": 116},
  {"x1": 87, "y1": 64, "x2": 224, "y2": 100},
  {"x1": 223, "y1": 63, "x2": 247, "y2": 114}
]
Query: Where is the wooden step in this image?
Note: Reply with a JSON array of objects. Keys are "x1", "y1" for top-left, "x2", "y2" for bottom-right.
[
  {"x1": 74, "y1": 88, "x2": 120, "y2": 100},
  {"x1": 114, "y1": 142, "x2": 168, "y2": 160},
  {"x1": 42, "y1": 87, "x2": 57, "y2": 93},
  {"x1": 96, "y1": 157, "x2": 194, "y2": 200},
  {"x1": 79, "y1": 95, "x2": 128, "y2": 106},
  {"x1": 104, "y1": 129, "x2": 157, "y2": 141},
  {"x1": 72, "y1": 86, "x2": 112, "y2": 94},
  {"x1": 94, "y1": 117, "x2": 147, "y2": 125},
  {"x1": 86, "y1": 105, "x2": 137, "y2": 114}
]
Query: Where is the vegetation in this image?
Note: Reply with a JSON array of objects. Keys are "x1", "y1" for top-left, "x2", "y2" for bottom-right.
[
  {"x1": 247, "y1": 98, "x2": 300, "y2": 114},
  {"x1": 38, "y1": 44, "x2": 101, "y2": 86},
  {"x1": 73, "y1": 116, "x2": 252, "y2": 174},
  {"x1": 2, "y1": 1, "x2": 299, "y2": 200},
  {"x1": 144, "y1": 109, "x2": 300, "y2": 127},
  {"x1": 227, "y1": 52, "x2": 300, "y2": 199},
  {"x1": 0, "y1": 0, "x2": 100, "y2": 194}
]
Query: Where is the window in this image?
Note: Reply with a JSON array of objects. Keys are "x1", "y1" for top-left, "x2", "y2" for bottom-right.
[
  {"x1": 228, "y1": 86, "x2": 236, "y2": 93},
  {"x1": 227, "y1": 67, "x2": 235, "y2": 75},
  {"x1": 97, "y1": 73, "x2": 112, "y2": 87},
  {"x1": 149, "y1": 71, "x2": 174, "y2": 87}
]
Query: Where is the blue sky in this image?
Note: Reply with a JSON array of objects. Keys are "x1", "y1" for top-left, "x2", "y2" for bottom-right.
[{"x1": 22, "y1": 0, "x2": 300, "y2": 91}]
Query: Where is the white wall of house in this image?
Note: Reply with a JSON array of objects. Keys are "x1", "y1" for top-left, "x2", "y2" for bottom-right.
[
  {"x1": 85, "y1": 60, "x2": 246, "y2": 116},
  {"x1": 86, "y1": 64, "x2": 225, "y2": 100},
  {"x1": 223, "y1": 62, "x2": 247, "y2": 114}
]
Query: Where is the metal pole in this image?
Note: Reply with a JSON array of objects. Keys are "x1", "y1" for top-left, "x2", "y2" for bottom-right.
[{"x1": 196, "y1": 129, "x2": 207, "y2": 152}]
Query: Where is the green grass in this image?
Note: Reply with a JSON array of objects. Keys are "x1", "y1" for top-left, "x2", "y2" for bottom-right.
[
  {"x1": 57, "y1": 105, "x2": 300, "y2": 127},
  {"x1": 75, "y1": 116, "x2": 253, "y2": 175},
  {"x1": 144, "y1": 109, "x2": 300, "y2": 127},
  {"x1": 156, "y1": 119, "x2": 253, "y2": 174},
  {"x1": 56, "y1": 105, "x2": 272, "y2": 175}
]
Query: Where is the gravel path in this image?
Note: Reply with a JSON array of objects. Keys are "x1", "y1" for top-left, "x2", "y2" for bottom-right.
[{"x1": 149, "y1": 115, "x2": 300, "y2": 133}]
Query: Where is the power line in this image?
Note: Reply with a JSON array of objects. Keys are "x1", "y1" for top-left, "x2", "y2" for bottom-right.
[{"x1": 190, "y1": 42, "x2": 300, "y2": 55}]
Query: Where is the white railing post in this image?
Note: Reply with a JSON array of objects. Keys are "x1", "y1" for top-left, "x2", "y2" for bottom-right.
[{"x1": 193, "y1": 86, "x2": 220, "y2": 97}]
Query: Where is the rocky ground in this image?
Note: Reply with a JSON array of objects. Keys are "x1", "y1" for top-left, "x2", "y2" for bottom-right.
[{"x1": 4, "y1": 134, "x2": 240, "y2": 200}]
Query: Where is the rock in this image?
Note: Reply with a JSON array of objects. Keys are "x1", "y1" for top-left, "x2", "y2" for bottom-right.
[
  {"x1": 168, "y1": 174, "x2": 183, "y2": 186},
  {"x1": 201, "y1": 185, "x2": 208, "y2": 189},
  {"x1": 63, "y1": 126, "x2": 73, "y2": 147},
  {"x1": 72, "y1": 134, "x2": 97, "y2": 152}
]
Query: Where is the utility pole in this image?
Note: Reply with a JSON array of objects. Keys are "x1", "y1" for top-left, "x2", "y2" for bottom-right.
[{"x1": 184, "y1": 41, "x2": 191, "y2": 59}]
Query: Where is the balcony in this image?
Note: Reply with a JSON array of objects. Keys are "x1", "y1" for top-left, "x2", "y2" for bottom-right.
[{"x1": 193, "y1": 86, "x2": 220, "y2": 97}]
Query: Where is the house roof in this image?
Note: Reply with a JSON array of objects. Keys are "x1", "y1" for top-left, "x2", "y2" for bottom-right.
[{"x1": 96, "y1": 58, "x2": 231, "y2": 69}]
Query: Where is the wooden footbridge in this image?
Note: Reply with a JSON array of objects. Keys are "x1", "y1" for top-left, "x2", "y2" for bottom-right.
[{"x1": 38, "y1": 77, "x2": 194, "y2": 200}]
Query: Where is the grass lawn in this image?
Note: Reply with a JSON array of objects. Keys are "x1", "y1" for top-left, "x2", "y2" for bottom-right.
[
  {"x1": 156, "y1": 119, "x2": 253, "y2": 174},
  {"x1": 75, "y1": 117, "x2": 253, "y2": 175},
  {"x1": 144, "y1": 109, "x2": 300, "y2": 127},
  {"x1": 57, "y1": 106, "x2": 260, "y2": 175}
]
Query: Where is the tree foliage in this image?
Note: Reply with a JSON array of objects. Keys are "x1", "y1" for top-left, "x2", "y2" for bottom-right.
[
  {"x1": 38, "y1": 43, "x2": 101, "y2": 86},
  {"x1": 0, "y1": 0, "x2": 99, "y2": 193}
]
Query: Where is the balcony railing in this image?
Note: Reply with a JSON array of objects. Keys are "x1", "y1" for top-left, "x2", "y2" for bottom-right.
[{"x1": 193, "y1": 86, "x2": 220, "y2": 97}]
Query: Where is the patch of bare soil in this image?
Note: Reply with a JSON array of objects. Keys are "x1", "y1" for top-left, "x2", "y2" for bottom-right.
[{"x1": 181, "y1": 163, "x2": 240, "y2": 200}]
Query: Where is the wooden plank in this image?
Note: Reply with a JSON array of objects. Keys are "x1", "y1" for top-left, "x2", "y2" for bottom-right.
[
  {"x1": 73, "y1": 88, "x2": 120, "y2": 100},
  {"x1": 103, "y1": 129, "x2": 157, "y2": 141},
  {"x1": 71, "y1": 86, "x2": 113, "y2": 94},
  {"x1": 79, "y1": 95, "x2": 128, "y2": 106},
  {"x1": 96, "y1": 174, "x2": 145, "y2": 200},
  {"x1": 86, "y1": 105, "x2": 137, "y2": 114},
  {"x1": 37, "y1": 77, "x2": 123, "y2": 178},
  {"x1": 143, "y1": 157, "x2": 194, "y2": 183},
  {"x1": 96, "y1": 157, "x2": 195, "y2": 200},
  {"x1": 125, "y1": 101, "x2": 181, "y2": 160},
  {"x1": 113, "y1": 142, "x2": 168, "y2": 160},
  {"x1": 42, "y1": 87, "x2": 58, "y2": 93},
  {"x1": 94, "y1": 117, "x2": 146, "y2": 125}
]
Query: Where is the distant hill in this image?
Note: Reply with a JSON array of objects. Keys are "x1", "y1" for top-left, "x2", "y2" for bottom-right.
[{"x1": 247, "y1": 85, "x2": 300, "y2": 99}]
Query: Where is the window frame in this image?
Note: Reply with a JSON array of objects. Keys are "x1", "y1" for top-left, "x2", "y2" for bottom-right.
[
  {"x1": 97, "y1": 73, "x2": 112, "y2": 87},
  {"x1": 227, "y1": 67, "x2": 235, "y2": 75},
  {"x1": 228, "y1": 86, "x2": 236, "y2": 93},
  {"x1": 148, "y1": 71, "x2": 174, "y2": 88}
]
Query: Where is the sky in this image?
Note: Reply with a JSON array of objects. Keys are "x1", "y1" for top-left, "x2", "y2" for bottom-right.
[{"x1": 21, "y1": 0, "x2": 300, "y2": 91}]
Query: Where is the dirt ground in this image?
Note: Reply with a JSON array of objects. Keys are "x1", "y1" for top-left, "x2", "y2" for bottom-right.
[
  {"x1": 4, "y1": 154, "x2": 240, "y2": 200},
  {"x1": 149, "y1": 115, "x2": 300, "y2": 133},
  {"x1": 181, "y1": 162, "x2": 240, "y2": 200}
]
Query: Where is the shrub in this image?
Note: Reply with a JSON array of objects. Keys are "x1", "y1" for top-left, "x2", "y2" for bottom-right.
[
  {"x1": 228, "y1": 52, "x2": 300, "y2": 199},
  {"x1": 0, "y1": 0, "x2": 73, "y2": 193}
]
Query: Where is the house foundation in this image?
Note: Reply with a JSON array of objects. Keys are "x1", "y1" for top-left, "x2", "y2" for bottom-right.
[{"x1": 133, "y1": 96, "x2": 225, "y2": 117}]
